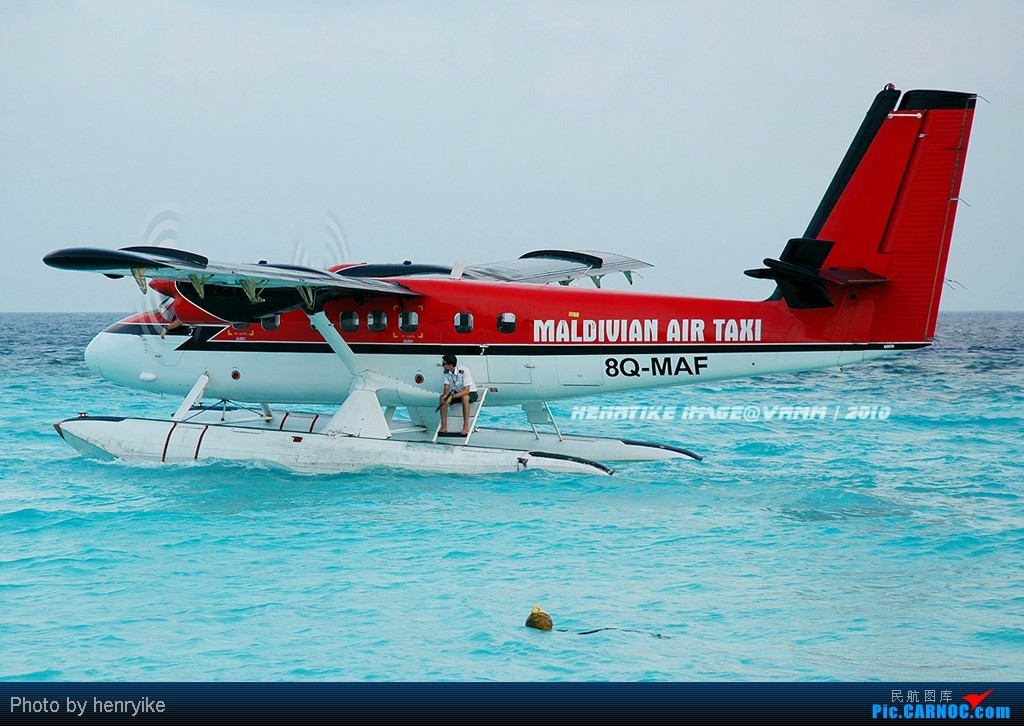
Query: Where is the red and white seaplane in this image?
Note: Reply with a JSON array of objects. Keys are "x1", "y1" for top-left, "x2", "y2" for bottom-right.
[{"x1": 45, "y1": 85, "x2": 976, "y2": 475}]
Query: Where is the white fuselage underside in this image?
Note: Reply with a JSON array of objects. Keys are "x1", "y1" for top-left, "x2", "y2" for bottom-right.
[{"x1": 85, "y1": 330, "x2": 902, "y2": 407}]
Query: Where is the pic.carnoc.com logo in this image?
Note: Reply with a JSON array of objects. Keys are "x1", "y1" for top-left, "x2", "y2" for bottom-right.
[{"x1": 872, "y1": 688, "x2": 1010, "y2": 719}]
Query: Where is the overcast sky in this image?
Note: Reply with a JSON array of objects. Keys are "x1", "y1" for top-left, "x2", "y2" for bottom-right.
[{"x1": 2, "y1": 0, "x2": 1021, "y2": 312}]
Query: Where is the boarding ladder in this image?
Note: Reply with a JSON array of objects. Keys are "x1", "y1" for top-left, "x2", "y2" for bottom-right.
[{"x1": 432, "y1": 389, "x2": 488, "y2": 445}]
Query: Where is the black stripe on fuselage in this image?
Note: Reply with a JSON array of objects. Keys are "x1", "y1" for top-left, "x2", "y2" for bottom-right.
[
  {"x1": 101, "y1": 324, "x2": 929, "y2": 355},
  {"x1": 104, "y1": 322, "x2": 191, "y2": 336}
]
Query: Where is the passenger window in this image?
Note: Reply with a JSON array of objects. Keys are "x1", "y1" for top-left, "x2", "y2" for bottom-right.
[
  {"x1": 367, "y1": 311, "x2": 387, "y2": 332},
  {"x1": 399, "y1": 311, "x2": 419, "y2": 333},
  {"x1": 497, "y1": 312, "x2": 516, "y2": 334},
  {"x1": 339, "y1": 310, "x2": 359, "y2": 332},
  {"x1": 454, "y1": 312, "x2": 474, "y2": 333}
]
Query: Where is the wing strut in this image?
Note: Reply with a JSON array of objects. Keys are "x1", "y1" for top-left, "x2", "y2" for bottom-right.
[
  {"x1": 306, "y1": 310, "x2": 366, "y2": 376},
  {"x1": 305, "y1": 310, "x2": 393, "y2": 439}
]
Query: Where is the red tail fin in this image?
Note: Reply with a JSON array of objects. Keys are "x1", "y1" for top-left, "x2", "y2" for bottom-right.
[{"x1": 752, "y1": 85, "x2": 976, "y2": 343}]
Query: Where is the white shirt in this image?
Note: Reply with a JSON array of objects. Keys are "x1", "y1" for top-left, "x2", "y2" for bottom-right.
[{"x1": 443, "y1": 364, "x2": 476, "y2": 393}]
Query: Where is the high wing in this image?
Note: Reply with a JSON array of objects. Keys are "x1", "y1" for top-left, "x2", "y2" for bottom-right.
[
  {"x1": 44, "y1": 245, "x2": 416, "y2": 323},
  {"x1": 43, "y1": 246, "x2": 415, "y2": 300},
  {"x1": 43, "y1": 244, "x2": 651, "y2": 321},
  {"x1": 460, "y1": 249, "x2": 652, "y2": 286}
]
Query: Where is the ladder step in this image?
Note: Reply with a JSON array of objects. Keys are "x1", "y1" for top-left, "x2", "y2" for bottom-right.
[{"x1": 432, "y1": 389, "x2": 488, "y2": 444}]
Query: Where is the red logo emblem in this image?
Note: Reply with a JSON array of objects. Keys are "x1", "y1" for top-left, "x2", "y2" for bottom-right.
[{"x1": 962, "y1": 688, "x2": 994, "y2": 710}]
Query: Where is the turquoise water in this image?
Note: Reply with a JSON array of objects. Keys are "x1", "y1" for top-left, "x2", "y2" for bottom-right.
[{"x1": 1, "y1": 312, "x2": 1021, "y2": 681}]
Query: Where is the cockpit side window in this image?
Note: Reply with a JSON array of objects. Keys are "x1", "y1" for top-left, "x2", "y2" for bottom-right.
[{"x1": 497, "y1": 312, "x2": 516, "y2": 333}]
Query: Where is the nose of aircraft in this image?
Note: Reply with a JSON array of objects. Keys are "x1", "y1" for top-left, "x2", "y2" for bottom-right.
[{"x1": 84, "y1": 332, "x2": 103, "y2": 377}]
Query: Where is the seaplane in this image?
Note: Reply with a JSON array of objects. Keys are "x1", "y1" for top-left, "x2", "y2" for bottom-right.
[{"x1": 45, "y1": 84, "x2": 977, "y2": 476}]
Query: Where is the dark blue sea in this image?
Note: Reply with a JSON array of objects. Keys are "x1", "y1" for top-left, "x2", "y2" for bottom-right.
[{"x1": 0, "y1": 312, "x2": 1021, "y2": 680}]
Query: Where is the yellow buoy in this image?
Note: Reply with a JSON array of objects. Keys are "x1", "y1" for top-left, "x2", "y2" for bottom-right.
[{"x1": 525, "y1": 605, "x2": 553, "y2": 631}]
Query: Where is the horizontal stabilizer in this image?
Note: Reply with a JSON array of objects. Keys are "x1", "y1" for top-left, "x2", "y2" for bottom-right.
[
  {"x1": 745, "y1": 238, "x2": 836, "y2": 309},
  {"x1": 818, "y1": 268, "x2": 888, "y2": 286},
  {"x1": 746, "y1": 237, "x2": 889, "y2": 309}
]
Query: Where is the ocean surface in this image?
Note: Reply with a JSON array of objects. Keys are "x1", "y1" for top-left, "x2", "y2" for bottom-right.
[{"x1": 0, "y1": 312, "x2": 1021, "y2": 681}]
